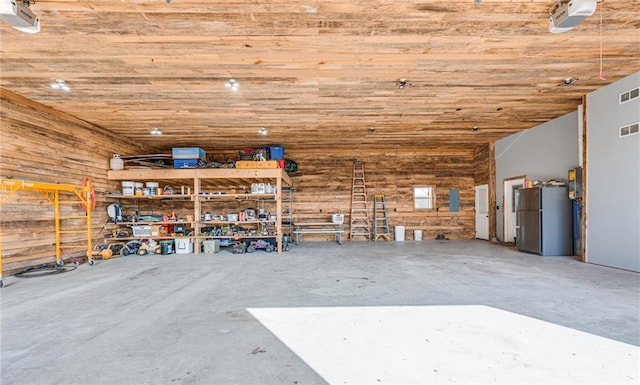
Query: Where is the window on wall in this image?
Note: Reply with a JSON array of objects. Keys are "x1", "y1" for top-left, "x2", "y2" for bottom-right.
[{"x1": 414, "y1": 186, "x2": 435, "y2": 209}]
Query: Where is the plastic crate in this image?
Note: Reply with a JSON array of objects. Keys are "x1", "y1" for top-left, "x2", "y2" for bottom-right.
[
  {"x1": 172, "y1": 147, "x2": 206, "y2": 160},
  {"x1": 150, "y1": 225, "x2": 162, "y2": 237}
]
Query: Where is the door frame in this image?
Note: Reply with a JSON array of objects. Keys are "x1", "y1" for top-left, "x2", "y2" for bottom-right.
[{"x1": 503, "y1": 175, "x2": 526, "y2": 243}]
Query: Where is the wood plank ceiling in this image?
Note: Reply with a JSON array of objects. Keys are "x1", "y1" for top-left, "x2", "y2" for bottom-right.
[{"x1": 1, "y1": 0, "x2": 639, "y2": 151}]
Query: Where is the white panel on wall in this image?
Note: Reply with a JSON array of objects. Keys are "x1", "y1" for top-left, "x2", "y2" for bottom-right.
[{"x1": 586, "y1": 72, "x2": 640, "y2": 272}]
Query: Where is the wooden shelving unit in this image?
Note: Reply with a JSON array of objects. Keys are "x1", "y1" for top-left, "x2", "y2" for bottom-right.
[{"x1": 106, "y1": 168, "x2": 293, "y2": 253}]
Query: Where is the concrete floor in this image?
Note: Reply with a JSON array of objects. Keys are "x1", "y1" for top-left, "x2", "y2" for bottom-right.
[{"x1": 1, "y1": 240, "x2": 638, "y2": 385}]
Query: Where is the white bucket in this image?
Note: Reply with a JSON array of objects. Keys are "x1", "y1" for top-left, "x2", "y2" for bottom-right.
[
  {"x1": 146, "y1": 182, "x2": 159, "y2": 195},
  {"x1": 395, "y1": 225, "x2": 405, "y2": 241},
  {"x1": 122, "y1": 181, "x2": 135, "y2": 196},
  {"x1": 414, "y1": 230, "x2": 423, "y2": 241}
]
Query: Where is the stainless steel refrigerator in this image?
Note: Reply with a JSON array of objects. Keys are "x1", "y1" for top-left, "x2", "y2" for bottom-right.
[{"x1": 515, "y1": 186, "x2": 572, "y2": 256}]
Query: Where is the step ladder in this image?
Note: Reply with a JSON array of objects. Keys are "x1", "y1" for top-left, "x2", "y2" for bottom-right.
[
  {"x1": 350, "y1": 161, "x2": 371, "y2": 240},
  {"x1": 373, "y1": 194, "x2": 390, "y2": 241}
]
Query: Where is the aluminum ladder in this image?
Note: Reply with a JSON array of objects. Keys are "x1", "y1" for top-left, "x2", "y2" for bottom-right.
[
  {"x1": 373, "y1": 194, "x2": 390, "y2": 241},
  {"x1": 349, "y1": 161, "x2": 371, "y2": 240}
]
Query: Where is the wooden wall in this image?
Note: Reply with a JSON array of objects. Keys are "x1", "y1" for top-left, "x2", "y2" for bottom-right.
[
  {"x1": 284, "y1": 147, "x2": 491, "y2": 241},
  {"x1": 0, "y1": 89, "x2": 154, "y2": 272},
  {"x1": 0, "y1": 89, "x2": 497, "y2": 273}
]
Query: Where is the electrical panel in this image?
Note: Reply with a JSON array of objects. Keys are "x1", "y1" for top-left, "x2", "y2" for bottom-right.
[{"x1": 568, "y1": 167, "x2": 582, "y2": 200}]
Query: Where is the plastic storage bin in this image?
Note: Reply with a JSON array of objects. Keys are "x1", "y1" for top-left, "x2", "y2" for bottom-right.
[
  {"x1": 172, "y1": 147, "x2": 206, "y2": 160},
  {"x1": 132, "y1": 225, "x2": 151, "y2": 237},
  {"x1": 395, "y1": 225, "x2": 405, "y2": 241},
  {"x1": 160, "y1": 240, "x2": 174, "y2": 254},
  {"x1": 173, "y1": 159, "x2": 200, "y2": 168},
  {"x1": 269, "y1": 146, "x2": 284, "y2": 160},
  {"x1": 174, "y1": 238, "x2": 193, "y2": 254},
  {"x1": 203, "y1": 240, "x2": 220, "y2": 253},
  {"x1": 172, "y1": 147, "x2": 206, "y2": 168}
]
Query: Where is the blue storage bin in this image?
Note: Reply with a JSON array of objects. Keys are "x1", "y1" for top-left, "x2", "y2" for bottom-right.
[
  {"x1": 173, "y1": 159, "x2": 199, "y2": 168},
  {"x1": 172, "y1": 147, "x2": 206, "y2": 160},
  {"x1": 269, "y1": 146, "x2": 284, "y2": 160}
]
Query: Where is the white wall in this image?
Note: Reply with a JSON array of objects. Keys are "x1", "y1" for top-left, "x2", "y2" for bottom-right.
[
  {"x1": 495, "y1": 112, "x2": 580, "y2": 241},
  {"x1": 586, "y1": 72, "x2": 640, "y2": 272}
]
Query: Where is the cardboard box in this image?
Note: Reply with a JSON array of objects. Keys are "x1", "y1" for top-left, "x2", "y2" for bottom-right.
[{"x1": 151, "y1": 225, "x2": 163, "y2": 237}]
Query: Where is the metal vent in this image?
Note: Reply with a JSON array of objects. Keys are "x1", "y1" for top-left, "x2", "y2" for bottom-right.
[
  {"x1": 620, "y1": 87, "x2": 640, "y2": 104},
  {"x1": 619, "y1": 122, "x2": 639, "y2": 137}
]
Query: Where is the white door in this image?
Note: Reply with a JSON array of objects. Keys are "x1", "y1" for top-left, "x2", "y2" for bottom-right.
[
  {"x1": 503, "y1": 177, "x2": 525, "y2": 243},
  {"x1": 475, "y1": 184, "x2": 489, "y2": 240}
]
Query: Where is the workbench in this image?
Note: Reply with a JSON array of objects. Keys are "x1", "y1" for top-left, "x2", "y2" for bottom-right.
[{"x1": 293, "y1": 222, "x2": 344, "y2": 245}]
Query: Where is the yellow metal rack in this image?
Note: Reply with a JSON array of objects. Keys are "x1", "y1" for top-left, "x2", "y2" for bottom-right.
[{"x1": 0, "y1": 178, "x2": 95, "y2": 288}]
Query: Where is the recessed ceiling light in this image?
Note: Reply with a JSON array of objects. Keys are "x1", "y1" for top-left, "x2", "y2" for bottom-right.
[
  {"x1": 50, "y1": 79, "x2": 71, "y2": 91},
  {"x1": 397, "y1": 78, "x2": 409, "y2": 89},
  {"x1": 302, "y1": 5, "x2": 317, "y2": 13},
  {"x1": 150, "y1": 127, "x2": 162, "y2": 135},
  {"x1": 258, "y1": 127, "x2": 268, "y2": 135},
  {"x1": 225, "y1": 78, "x2": 239, "y2": 91}
]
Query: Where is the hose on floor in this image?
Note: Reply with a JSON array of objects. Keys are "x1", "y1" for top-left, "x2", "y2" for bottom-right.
[{"x1": 14, "y1": 264, "x2": 78, "y2": 279}]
